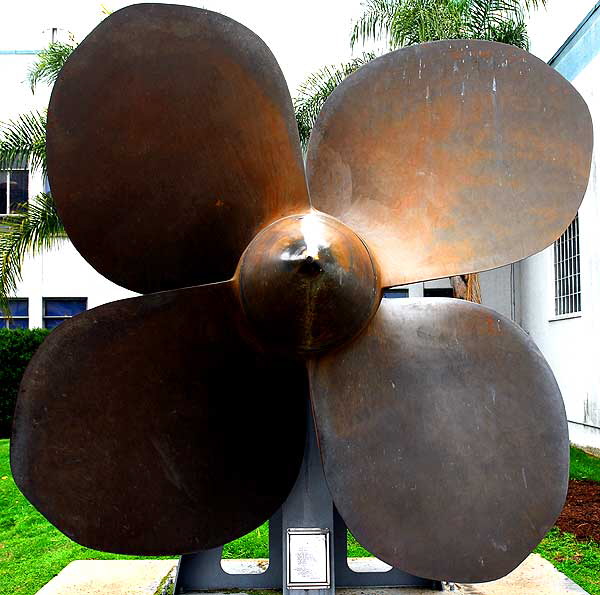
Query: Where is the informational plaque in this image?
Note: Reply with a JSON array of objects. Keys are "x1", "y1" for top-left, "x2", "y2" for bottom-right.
[{"x1": 286, "y1": 528, "x2": 331, "y2": 589}]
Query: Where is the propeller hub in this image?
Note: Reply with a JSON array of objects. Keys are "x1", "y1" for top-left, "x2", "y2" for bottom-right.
[{"x1": 238, "y1": 212, "x2": 381, "y2": 354}]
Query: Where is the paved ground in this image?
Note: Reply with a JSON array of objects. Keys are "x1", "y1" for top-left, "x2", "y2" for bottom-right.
[
  {"x1": 35, "y1": 560, "x2": 177, "y2": 595},
  {"x1": 457, "y1": 553, "x2": 588, "y2": 594},
  {"x1": 35, "y1": 554, "x2": 588, "y2": 594}
]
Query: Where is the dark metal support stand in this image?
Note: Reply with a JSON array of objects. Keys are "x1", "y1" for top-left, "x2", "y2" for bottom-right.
[{"x1": 174, "y1": 403, "x2": 441, "y2": 593}]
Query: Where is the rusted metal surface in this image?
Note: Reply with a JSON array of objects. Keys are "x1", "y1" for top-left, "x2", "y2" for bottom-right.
[
  {"x1": 238, "y1": 210, "x2": 381, "y2": 354},
  {"x1": 11, "y1": 281, "x2": 307, "y2": 554},
  {"x1": 306, "y1": 40, "x2": 593, "y2": 288},
  {"x1": 309, "y1": 298, "x2": 569, "y2": 583},
  {"x1": 46, "y1": 4, "x2": 309, "y2": 294}
]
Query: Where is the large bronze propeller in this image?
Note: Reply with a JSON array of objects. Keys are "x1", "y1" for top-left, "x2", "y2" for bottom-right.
[{"x1": 11, "y1": 3, "x2": 592, "y2": 584}]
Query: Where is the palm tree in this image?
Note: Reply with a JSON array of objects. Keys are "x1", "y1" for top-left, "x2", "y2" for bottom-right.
[
  {"x1": 295, "y1": 0, "x2": 547, "y2": 302},
  {"x1": 0, "y1": 42, "x2": 73, "y2": 312},
  {"x1": 297, "y1": 0, "x2": 546, "y2": 149},
  {"x1": 295, "y1": 53, "x2": 376, "y2": 152},
  {"x1": 350, "y1": 0, "x2": 547, "y2": 51}
]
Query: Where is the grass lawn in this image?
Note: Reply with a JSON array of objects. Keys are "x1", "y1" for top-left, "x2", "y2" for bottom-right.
[
  {"x1": 570, "y1": 445, "x2": 600, "y2": 482},
  {"x1": 531, "y1": 445, "x2": 600, "y2": 595},
  {"x1": 536, "y1": 528, "x2": 600, "y2": 595},
  {"x1": 0, "y1": 439, "x2": 598, "y2": 595}
]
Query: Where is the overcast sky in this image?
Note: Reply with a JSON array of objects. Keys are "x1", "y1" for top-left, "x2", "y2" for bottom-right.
[{"x1": 0, "y1": 0, "x2": 597, "y2": 96}]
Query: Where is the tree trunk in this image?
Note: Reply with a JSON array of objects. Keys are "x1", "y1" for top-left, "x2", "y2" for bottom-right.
[{"x1": 450, "y1": 273, "x2": 481, "y2": 303}]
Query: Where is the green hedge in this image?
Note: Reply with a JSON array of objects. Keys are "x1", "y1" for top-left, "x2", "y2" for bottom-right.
[{"x1": 0, "y1": 329, "x2": 50, "y2": 438}]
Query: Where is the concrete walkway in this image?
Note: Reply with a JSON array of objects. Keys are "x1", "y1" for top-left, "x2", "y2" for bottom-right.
[
  {"x1": 458, "y1": 553, "x2": 588, "y2": 594},
  {"x1": 35, "y1": 560, "x2": 177, "y2": 595},
  {"x1": 35, "y1": 554, "x2": 588, "y2": 595}
]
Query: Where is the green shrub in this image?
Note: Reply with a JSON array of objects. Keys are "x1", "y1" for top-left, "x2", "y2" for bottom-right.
[{"x1": 0, "y1": 329, "x2": 50, "y2": 438}]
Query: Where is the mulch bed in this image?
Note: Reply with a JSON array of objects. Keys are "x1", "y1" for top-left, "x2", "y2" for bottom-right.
[{"x1": 555, "y1": 479, "x2": 600, "y2": 542}]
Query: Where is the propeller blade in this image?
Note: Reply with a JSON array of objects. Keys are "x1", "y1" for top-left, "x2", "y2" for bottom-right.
[
  {"x1": 47, "y1": 4, "x2": 309, "y2": 294},
  {"x1": 306, "y1": 41, "x2": 592, "y2": 287},
  {"x1": 309, "y1": 298, "x2": 568, "y2": 582},
  {"x1": 11, "y1": 281, "x2": 307, "y2": 554}
]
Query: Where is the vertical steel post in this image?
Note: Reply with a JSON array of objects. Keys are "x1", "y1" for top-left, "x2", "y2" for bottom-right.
[{"x1": 174, "y1": 399, "x2": 439, "y2": 593}]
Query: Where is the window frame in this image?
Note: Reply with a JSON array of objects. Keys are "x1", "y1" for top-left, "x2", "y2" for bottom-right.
[
  {"x1": 0, "y1": 298, "x2": 29, "y2": 329},
  {"x1": 423, "y1": 287, "x2": 454, "y2": 298},
  {"x1": 550, "y1": 214, "x2": 582, "y2": 322},
  {"x1": 42, "y1": 297, "x2": 88, "y2": 329},
  {"x1": 0, "y1": 168, "x2": 29, "y2": 215},
  {"x1": 383, "y1": 287, "x2": 409, "y2": 299}
]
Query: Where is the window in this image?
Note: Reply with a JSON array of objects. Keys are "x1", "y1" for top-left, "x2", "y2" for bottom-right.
[
  {"x1": 0, "y1": 169, "x2": 29, "y2": 214},
  {"x1": 554, "y1": 214, "x2": 580, "y2": 316},
  {"x1": 384, "y1": 287, "x2": 409, "y2": 299},
  {"x1": 43, "y1": 298, "x2": 87, "y2": 329},
  {"x1": 424, "y1": 288, "x2": 454, "y2": 298},
  {"x1": 0, "y1": 298, "x2": 29, "y2": 329}
]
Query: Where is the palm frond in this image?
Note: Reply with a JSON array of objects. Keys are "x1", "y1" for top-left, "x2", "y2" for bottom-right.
[
  {"x1": 27, "y1": 41, "x2": 75, "y2": 92},
  {"x1": 521, "y1": 0, "x2": 546, "y2": 9},
  {"x1": 351, "y1": 0, "x2": 398, "y2": 48},
  {"x1": 389, "y1": 0, "x2": 469, "y2": 47},
  {"x1": 294, "y1": 53, "x2": 376, "y2": 150},
  {"x1": 488, "y1": 16, "x2": 529, "y2": 49},
  {"x1": 468, "y1": 0, "x2": 495, "y2": 38},
  {"x1": 0, "y1": 193, "x2": 66, "y2": 314},
  {"x1": 0, "y1": 111, "x2": 47, "y2": 175},
  {"x1": 353, "y1": 0, "x2": 545, "y2": 50},
  {"x1": 467, "y1": 0, "x2": 527, "y2": 40}
]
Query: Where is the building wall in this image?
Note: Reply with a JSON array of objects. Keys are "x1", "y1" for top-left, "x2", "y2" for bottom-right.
[
  {"x1": 16, "y1": 245, "x2": 136, "y2": 328},
  {"x1": 518, "y1": 7, "x2": 600, "y2": 450},
  {"x1": 398, "y1": 269, "x2": 514, "y2": 321},
  {"x1": 481, "y1": 265, "x2": 515, "y2": 321}
]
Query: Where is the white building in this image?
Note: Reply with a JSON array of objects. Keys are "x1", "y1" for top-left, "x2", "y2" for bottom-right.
[
  {"x1": 1, "y1": 5, "x2": 599, "y2": 450},
  {"x1": 517, "y1": 3, "x2": 600, "y2": 452}
]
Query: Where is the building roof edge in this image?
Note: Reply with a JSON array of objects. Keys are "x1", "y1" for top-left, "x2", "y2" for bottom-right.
[
  {"x1": 548, "y1": 1, "x2": 600, "y2": 65},
  {"x1": 0, "y1": 50, "x2": 40, "y2": 55}
]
